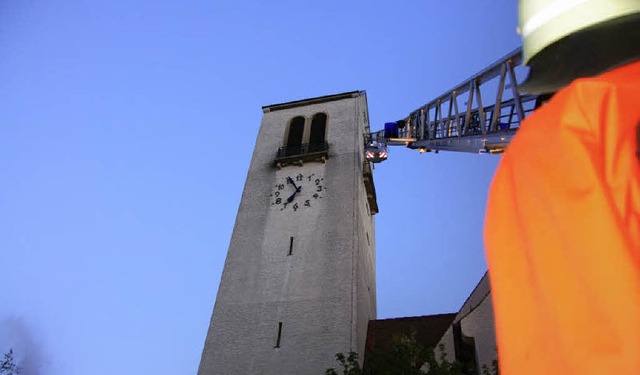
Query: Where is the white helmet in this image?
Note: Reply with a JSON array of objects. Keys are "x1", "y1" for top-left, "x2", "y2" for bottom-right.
[{"x1": 519, "y1": 0, "x2": 640, "y2": 94}]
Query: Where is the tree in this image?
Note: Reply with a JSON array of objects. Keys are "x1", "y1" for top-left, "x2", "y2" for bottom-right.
[
  {"x1": 325, "y1": 331, "x2": 480, "y2": 375},
  {"x1": 325, "y1": 352, "x2": 362, "y2": 375},
  {"x1": 0, "y1": 349, "x2": 19, "y2": 375},
  {"x1": 421, "y1": 344, "x2": 465, "y2": 375},
  {"x1": 481, "y1": 360, "x2": 499, "y2": 375}
]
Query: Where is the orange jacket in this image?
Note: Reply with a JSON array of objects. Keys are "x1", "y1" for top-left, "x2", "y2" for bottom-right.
[{"x1": 485, "y1": 60, "x2": 640, "y2": 374}]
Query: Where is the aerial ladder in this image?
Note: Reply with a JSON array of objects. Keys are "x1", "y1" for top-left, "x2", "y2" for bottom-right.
[{"x1": 365, "y1": 48, "x2": 544, "y2": 161}]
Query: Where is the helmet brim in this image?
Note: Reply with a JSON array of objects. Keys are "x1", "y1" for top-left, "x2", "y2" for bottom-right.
[{"x1": 520, "y1": 12, "x2": 640, "y2": 95}]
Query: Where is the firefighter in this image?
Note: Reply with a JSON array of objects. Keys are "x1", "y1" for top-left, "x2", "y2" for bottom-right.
[{"x1": 484, "y1": 1, "x2": 640, "y2": 374}]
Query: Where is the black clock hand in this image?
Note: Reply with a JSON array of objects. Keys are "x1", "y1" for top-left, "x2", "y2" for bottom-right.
[
  {"x1": 285, "y1": 176, "x2": 301, "y2": 203},
  {"x1": 287, "y1": 185, "x2": 301, "y2": 203},
  {"x1": 287, "y1": 176, "x2": 299, "y2": 191}
]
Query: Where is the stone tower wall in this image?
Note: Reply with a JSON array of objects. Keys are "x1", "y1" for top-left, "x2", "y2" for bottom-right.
[{"x1": 198, "y1": 92, "x2": 377, "y2": 375}]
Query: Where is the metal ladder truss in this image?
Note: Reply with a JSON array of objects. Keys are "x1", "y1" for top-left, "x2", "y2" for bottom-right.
[{"x1": 370, "y1": 48, "x2": 540, "y2": 154}]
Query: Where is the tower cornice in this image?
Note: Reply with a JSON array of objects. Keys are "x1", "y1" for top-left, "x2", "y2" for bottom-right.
[{"x1": 262, "y1": 91, "x2": 364, "y2": 113}]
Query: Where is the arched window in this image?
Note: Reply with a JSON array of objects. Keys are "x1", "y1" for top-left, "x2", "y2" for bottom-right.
[
  {"x1": 276, "y1": 114, "x2": 330, "y2": 166},
  {"x1": 287, "y1": 116, "x2": 305, "y2": 152},
  {"x1": 309, "y1": 113, "x2": 327, "y2": 147}
]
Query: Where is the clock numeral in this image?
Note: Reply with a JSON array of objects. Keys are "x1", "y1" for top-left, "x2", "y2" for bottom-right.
[{"x1": 274, "y1": 175, "x2": 323, "y2": 210}]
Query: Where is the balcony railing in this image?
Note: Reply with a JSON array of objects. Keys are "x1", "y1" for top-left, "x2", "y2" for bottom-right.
[
  {"x1": 276, "y1": 142, "x2": 329, "y2": 158},
  {"x1": 275, "y1": 142, "x2": 329, "y2": 168}
]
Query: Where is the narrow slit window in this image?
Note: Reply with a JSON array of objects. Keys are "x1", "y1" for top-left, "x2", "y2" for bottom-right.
[
  {"x1": 274, "y1": 322, "x2": 283, "y2": 348},
  {"x1": 288, "y1": 237, "x2": 294, "y2": 256},
  {"x1": 366, "y1": 232, "x2": 370, "y2": 246}
]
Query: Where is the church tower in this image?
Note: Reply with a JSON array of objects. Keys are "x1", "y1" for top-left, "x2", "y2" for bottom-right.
[{"x1": 198, "y1": 91, "x2": 378, "y2": 374}]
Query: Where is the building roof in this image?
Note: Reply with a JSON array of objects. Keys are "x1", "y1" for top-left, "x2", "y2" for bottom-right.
[
  {"x1": 365, "y1": 313, "x2": 457, "y2": 356},
  {"x1": 262, "y1": 91, "x2": 364, "y2": 113},
  {"x1": 453, "y1": 271, "x2": 491, "y2": 323}
]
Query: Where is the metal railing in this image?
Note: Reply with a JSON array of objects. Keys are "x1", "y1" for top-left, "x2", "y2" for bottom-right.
[
  {"x1": 276, "y1": 142, "x2": 329, "y2": 159},
  {"x1": 370, "y1": 48, "x2": 541, "y2": 153}
]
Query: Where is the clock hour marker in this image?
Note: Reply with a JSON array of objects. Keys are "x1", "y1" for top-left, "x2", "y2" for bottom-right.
[{"x1": 271, "y1": 173, "x2": 324, "y2": 210}]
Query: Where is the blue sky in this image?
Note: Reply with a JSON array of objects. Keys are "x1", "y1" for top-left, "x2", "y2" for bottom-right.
[{"x1": 0, "y1": 1, "x2": 521, "y2": 374}]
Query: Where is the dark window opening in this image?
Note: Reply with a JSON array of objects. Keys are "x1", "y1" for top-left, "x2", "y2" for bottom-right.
[
  {"x1": 275, "y1": 114, "x2": 329, "y2": 165},
  {"x1": 453, "y1": 323, "x2": 477, "y2": 374},
  {"x1": 309, "y1": 113, "x2": 327, "y2": 149},
  {"x1": 287, "y1": 117, "x2": 305, "y2": 149},
  {"x1": 274, "y1": 322, "x2": 283, "y2": 348},
  {"x1": 288, "y1": 237, "x2": 294, "y2": 256}
]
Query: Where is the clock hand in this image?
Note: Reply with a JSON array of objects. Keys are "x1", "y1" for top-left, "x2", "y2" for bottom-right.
[
  {"x1": 287, "y1": 176, "x2": 300, "y2": 191},
  {"x1": 287, "y1": 185, "x2": 301, "y2": 203}
]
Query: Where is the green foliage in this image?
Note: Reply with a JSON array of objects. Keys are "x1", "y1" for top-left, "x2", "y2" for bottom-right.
[
  {"x1": 325, "y1": 330, "x2": 484, "y2": 375},
  {"x1": 421, "y1": 344, "x2": 465, "y2": 375},
  {"x1": 365, "y1": 330, "x2": 427, "y2": 375},
  {"x1": 0, "y1": 350, "x2": 19, "y2": 375},
  {"x1": 325, "y1": 352, "x2": 362, "y2": 375},
  {"x1": 481, "y1": 359, "x2": 499, "y2": 375}
]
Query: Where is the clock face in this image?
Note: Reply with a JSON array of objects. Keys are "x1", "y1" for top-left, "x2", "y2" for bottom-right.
[{"x1": 270, "y1": 172, "x2": 325, "y2": 211}]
